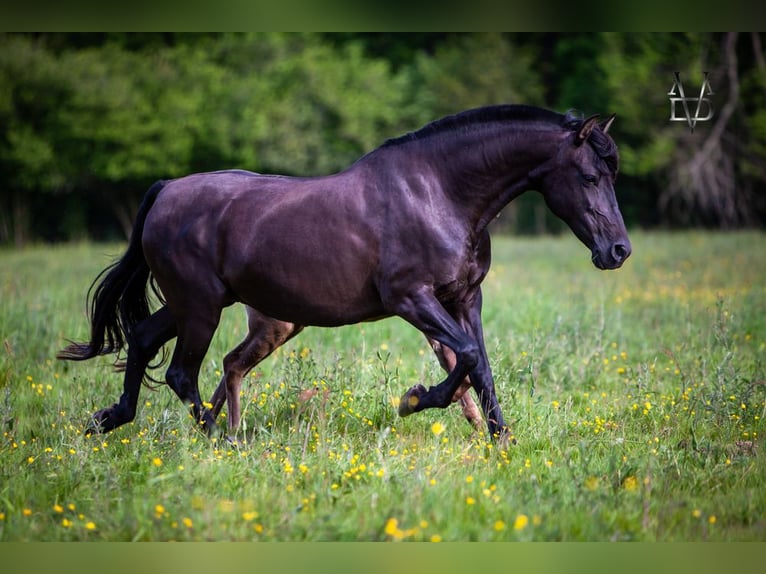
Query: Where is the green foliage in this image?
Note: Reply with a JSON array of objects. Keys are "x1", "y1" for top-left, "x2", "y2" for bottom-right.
[
  {"x1": 225, "y1": 34, "x2": 415, "y2": 175},
  {"x1": 0, "y1": 35, "x2": 70, "y2": 191},
  {"x1": 410, "y1": 33, "x2": 545, "y2": 117},
  {"x1": 1, "y1": 232, "x2": 765, "y2": 540},
  {"x1": 597, "y1": 33, "x2": 687, "y2": 177},
  {"x1": 552, "y1": 34, "x2": 611, "y2": 113}
]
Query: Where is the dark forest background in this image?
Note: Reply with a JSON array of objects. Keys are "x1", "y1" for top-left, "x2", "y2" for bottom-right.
[{"x1": 1, "y1": 32, "x2": 765, "y2": 246}]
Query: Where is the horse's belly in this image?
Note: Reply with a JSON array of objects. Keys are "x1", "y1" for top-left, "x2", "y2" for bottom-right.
[
  {"x1": 225, "y1": 251, "x2": 386, "y2": 327},
  {"x1": 235, "y1": 278, "x2": 386, "y2": 327}
]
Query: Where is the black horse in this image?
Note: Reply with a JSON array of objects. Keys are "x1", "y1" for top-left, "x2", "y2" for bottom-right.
[{"x1": 59, "y1": 105, "x2": 631, "y2": 445}]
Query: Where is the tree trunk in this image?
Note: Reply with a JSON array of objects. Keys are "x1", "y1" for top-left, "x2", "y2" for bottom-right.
[{"x1": 662, "y1": 33, "x2": 752, "y2": 228}]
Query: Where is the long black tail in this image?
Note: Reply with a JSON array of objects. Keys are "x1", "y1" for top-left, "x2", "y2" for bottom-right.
[{"x1": 58, "y1": 180, "x2": 167, "y2": 362}]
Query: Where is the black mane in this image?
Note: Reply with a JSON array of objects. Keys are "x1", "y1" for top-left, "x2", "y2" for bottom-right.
[
  {"x1": 381, "y1": 104, "x2": 618, "y2": 174},
  {"x1": 381, "y1": 105, "x2": 567, "y2": 149}
]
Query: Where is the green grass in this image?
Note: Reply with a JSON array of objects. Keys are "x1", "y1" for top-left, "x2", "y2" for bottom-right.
[{"x1": 1, "y1": 231, "x2": 765, "y2": 541}]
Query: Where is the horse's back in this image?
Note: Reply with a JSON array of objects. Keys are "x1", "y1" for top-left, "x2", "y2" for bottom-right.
[{"x1": 141, "y1": 167, "x2": 387, "y2": 325}]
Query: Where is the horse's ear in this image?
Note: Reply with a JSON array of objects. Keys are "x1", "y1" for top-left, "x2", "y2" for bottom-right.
[
  {"x1": 600, "y1": 113, "x2": 616, "y2": 134},
  {"x1": 576, "y1": 114, "x2": 600, "y2": 146}
]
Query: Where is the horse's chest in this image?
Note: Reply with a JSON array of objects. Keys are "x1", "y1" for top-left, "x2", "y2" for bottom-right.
[
  {"x1": 433, "y1": 252, "x2": 484, "y2": 303},
  {"x1": 434, "y1": 276, "x2": 470, "y2": 303}
]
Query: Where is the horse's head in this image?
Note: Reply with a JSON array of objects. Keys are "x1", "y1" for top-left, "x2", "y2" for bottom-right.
[{"x1": 534, "y1": 113, "x2": 631, "y2": 270}]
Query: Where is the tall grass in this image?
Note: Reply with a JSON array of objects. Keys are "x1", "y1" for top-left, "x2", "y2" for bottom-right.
[{"x1": 1, "y1": 232, "x2": 764, "y2": 541}]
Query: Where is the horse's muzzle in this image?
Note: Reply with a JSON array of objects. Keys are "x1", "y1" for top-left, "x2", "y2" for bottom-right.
[{"x1": 592, "y1": 241, "x2": 631, "y2": 270}]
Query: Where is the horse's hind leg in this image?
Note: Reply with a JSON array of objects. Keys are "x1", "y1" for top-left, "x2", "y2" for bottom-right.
[
  {"x1": 209, "y1": 306, "x2": 303, "y2": 435},
  {"x1": 427, "y1": 338, "x2": 483, "y2": 430},
  {"x1": 87, "y1": 306, "x2": 176, "y2": 434},
  {"x1": 165, "y1": 304, "x2": 222, "y2": 434}
]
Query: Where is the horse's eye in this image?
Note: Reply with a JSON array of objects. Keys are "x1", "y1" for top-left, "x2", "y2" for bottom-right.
[{"x1": 583, "y1": 174, "x2": 598, "y2": 186}]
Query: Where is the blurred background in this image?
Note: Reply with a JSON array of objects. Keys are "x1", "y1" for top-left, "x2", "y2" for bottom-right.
[{"x1": 1, "y1": 32, "x2": 764, "y2": 246}]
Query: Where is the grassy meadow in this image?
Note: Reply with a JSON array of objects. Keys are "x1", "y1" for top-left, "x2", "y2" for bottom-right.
[{"x1": 0, "y1": 231, "x2": 764, "y2": 541}]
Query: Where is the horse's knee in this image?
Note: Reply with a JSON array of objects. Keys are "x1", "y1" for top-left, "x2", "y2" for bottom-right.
[
  {"x1": 223, "y1": 356, "x2": 247, "y2": 386},
  {"x1": 456, "y1": 343, "x2": 479, "y2": 372},
  {"x1": 222, "y1": 348, "x2": 240, "y2": 373}
]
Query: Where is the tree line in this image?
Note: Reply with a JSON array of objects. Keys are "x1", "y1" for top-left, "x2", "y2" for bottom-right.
[{"x1": 1, "y1": 32, "x2": 765, "y2": 246}]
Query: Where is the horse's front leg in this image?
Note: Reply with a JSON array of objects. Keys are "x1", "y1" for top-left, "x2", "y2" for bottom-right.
[
  {"x1": 427, "y1": 337, "x2": 483, "y2": 430},
  {"x1": 459, "y1": 290, "x2": 514, "y2": 445},
  {"x1": 394, "y1": 288, "x2": 511, "y2": 445}
]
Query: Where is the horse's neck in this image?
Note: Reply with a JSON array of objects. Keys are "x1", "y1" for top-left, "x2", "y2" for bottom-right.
[{"x1": 437, "y1": 127, "x2": 565, "y2": 234}]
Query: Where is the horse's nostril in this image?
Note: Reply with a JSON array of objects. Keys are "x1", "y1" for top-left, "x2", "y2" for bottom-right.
[{"x1": 612, "y1": 243, "x2": 630, "y2": 261}]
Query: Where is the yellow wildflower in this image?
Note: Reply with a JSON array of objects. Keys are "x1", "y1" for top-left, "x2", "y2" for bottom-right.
[
  {"x1": 384, "y1": 518, "x2": 401, "y2": 538},
  {"x1": 513, "y1": 514, "x2": 529, "y2": 530}
]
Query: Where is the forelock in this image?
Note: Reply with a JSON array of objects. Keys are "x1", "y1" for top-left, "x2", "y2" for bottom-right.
[{"x1": 588, "y1": 128, "x2": 619, "y2": 175}]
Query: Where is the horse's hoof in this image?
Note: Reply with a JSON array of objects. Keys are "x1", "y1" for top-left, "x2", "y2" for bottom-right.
[
  {"x1": 398, "y1": 384, "x2": 426, "y2": 417},
  {"x1": 84, "y1": 407, "x2": 113, "y2": 435}
]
